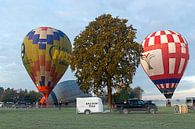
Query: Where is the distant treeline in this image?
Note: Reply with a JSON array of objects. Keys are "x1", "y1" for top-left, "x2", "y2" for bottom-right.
[
  {"x1": 0, "y1": 87, "x2": 42, "y2": 104},
  {"x1": 0, "y1": 85, "x2": 143, "y2": 105}
]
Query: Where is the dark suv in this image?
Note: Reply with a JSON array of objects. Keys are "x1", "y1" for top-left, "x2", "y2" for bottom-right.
[{"x1": 115, "y1": 99, "x2": 158, "y2": 114}]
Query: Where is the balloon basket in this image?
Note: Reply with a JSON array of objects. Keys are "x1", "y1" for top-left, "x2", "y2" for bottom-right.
[{"x1": 166, "y1": 100, "x2": 171, "y2": 107}]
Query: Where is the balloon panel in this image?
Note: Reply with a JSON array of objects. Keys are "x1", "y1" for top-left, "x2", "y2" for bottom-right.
[
  {"x1": 141, "y1": 30, "x2": 189, "y2": 98},
  {"x1": 22, "y1": 27, "x2": 72, "y2": 98}
]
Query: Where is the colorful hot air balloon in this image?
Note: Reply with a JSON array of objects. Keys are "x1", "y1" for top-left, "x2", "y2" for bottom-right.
[
  {"x1": 140, "y1": 30, "x2": 189, "y2": 99},
  {"x1": 21, "y1": 27, "x2": 72, "y2": 101}
]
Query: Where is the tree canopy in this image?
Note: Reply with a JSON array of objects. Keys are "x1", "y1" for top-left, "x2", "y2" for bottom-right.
[{"x1": 71, "y1": 14, "x2": 142, "y2": 108}]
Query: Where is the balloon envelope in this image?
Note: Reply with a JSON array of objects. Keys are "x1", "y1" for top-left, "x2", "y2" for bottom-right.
[
  {"x1": 140, "y1": 30, "x2": 189, "y2": 99},
  {"x1": 40, "y1": 80, "x2": 91, "y2": 105},
  {"x1": 21, "y1": 27, "x2": 72, "y2": 99}
]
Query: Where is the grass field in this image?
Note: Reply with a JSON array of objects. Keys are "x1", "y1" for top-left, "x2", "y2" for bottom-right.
[{"x1": 0, "y1": 107, "x2": 195, "y2": 129}]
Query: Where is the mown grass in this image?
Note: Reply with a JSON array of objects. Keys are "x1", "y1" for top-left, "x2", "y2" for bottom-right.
[{"x1": 0, "y1": 107, "x2": 194, "y2": 129}]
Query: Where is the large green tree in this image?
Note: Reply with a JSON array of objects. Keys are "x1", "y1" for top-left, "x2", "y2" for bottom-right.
[{"x1": 71, "y1": 14, "x2": 141, "y2": 109}]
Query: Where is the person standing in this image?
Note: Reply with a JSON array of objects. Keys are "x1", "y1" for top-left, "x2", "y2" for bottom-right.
[{"x1": 58, "y1": 99, "x2": 62, "y2": 110}]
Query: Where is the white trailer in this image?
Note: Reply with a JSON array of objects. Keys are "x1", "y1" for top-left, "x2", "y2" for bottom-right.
[{"x1": 76, "y1": 97, "x2": 103, "y2": 114}]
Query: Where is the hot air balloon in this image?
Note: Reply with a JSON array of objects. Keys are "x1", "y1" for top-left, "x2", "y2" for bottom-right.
[
  {"x1": 140, "y1": 30, "x2": 189, "y2": 101},
  {"x1": 21, "y1": 27, "x2": 72, "y2": 102}
]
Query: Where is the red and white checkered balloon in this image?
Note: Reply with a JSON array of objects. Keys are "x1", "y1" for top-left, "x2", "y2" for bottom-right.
[{"x1": 140, "y1": 30, "x2": 189, "y2": 99}]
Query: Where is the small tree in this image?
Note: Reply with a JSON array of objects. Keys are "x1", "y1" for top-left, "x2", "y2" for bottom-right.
[
  {"x1": 113, "y1": 85, "x2": 144, "y2": 103},
  {"x1": 71, "y1": 14, "x2": 141, "y2": 109},
  {"x1": 0, "y1": 87, "x2": 4, "y2": 101},
  {"x1": 129, "y1": 87, "x2": 144, "y2": 99},
  {"x1": 1, "y1": 88, "x2": 16, "y2": 102}
]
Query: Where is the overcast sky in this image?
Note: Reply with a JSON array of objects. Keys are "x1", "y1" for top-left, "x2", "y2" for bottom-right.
[{"x1": 0, "y1": 0, "x2": 195, "y2": 100}]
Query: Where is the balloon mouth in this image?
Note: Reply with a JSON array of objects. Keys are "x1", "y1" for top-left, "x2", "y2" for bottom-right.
[
  {"x1": 164, "y1": 93, "x2": 173, "y2": 99},
  {"x1": 37, "y1": 86, "x2": 52, "y2": 99},
  {"x1": 159, "y1": 88, "x2": 175, "y2": 99}
]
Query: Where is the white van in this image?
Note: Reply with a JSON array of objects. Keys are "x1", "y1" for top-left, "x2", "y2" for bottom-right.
[{"x1": 76, "y1": 97, "x2": 103, "y2": 114}]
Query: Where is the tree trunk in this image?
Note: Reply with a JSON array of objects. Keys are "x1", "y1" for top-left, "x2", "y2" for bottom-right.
[
  {"x1": 95, "y1": 88, "x2": 99, "y2": 97},
  {"x1": 107, "y1": 78, "x2": 112, "y2": 111}
]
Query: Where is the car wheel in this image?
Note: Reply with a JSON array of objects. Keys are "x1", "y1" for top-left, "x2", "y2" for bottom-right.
[
  {"x1": 84, "y1": 110, "x2": 91, "y2": 115},
  {"x1": 149, "y1": 108, "x2": 156, "y2": 114},
  {"x1": 122, "y1": 108, "x2": 129, "y2": 114}
]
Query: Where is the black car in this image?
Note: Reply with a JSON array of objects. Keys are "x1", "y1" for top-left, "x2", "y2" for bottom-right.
[{"x1": 115, "y1": 99, "x2": 158, "y2": 114}]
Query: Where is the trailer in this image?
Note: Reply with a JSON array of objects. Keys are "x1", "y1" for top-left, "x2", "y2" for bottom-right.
[{"x1": 76, "y1": 97, "x2": 103, "y2": 114}]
